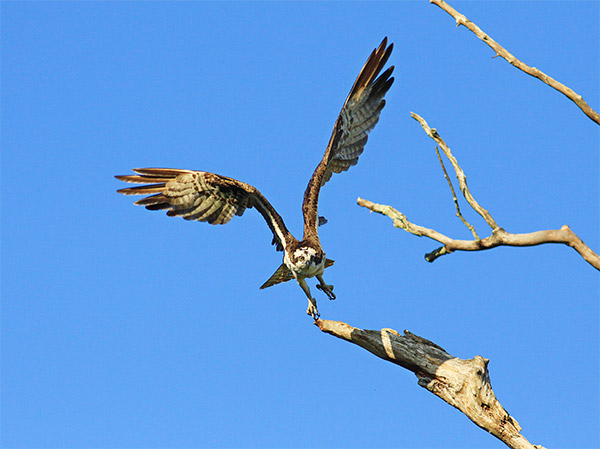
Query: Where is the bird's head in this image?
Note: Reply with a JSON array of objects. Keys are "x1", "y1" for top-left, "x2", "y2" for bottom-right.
[{"x1": 292, "y1": 246, "x2": 322, "y2": 270}]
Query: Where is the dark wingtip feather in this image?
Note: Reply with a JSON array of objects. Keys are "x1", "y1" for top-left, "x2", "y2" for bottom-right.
[
  {"x1": 117, "y1": 184, "x2": 166, "y2": 196},
  {"x1": 382, "y1": 65, "x2": 395, "y2": 78},
  {"x1": 379, "y1": 44, "x2": 393, "y2": 70},
  {"x1": 132, "y1": 168, "x2": 189, "y2": 178},
  {"x1": 134, "y1": 193, "x2": 167, "y2": 206},
  {"x1": 145, "y1": 203, "x2": 171, "y2": 211},
  {"x1": 346, "y1": 38, "x2": 394, "y2": 100},
  {"x1": 372, "y1": 78, "x2": 395, "y2": 100},
  {"x1": 117, "y1": 186, "x2": 142, "y2": 195}
]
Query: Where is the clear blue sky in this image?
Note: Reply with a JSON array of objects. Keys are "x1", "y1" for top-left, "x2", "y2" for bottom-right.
[{"x1": 2, "y1": 1, "x2": 598, "y2": 448}]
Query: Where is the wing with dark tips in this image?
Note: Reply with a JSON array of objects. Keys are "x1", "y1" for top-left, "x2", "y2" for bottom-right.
[
  {"x1": 302, "y1": 38, "x2": 394, "y2": 239},
  {"x1": 116, "y1": 168, "x2": 295, "y2": 252}
]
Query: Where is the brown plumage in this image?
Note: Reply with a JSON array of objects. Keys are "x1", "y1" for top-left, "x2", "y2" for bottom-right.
[
  {"x1": 302, "y1": 38, "x2": 393, "y2": 240},
  {"x1": 116, "y1": 38, "x2": 394, "y2": 319},
  {"x1": 116, "y1": 168, "x2": 291, "y2": 251}
]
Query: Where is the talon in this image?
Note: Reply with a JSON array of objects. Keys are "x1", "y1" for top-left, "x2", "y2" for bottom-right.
[
  {"x1": 316, "y1": 283, "x2": 336, "y2": 301},
  {"x1": 306, "y1": 297, "x2": 320, "y2": 319},
  {"x1": 306, "y1": 303, "x2": 320, "y2": 320}
]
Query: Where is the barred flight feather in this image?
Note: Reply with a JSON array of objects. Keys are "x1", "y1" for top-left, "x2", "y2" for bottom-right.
[
  {"x1": 302, "y1": 38, "x2": 394, "y2": 238},
  {"x1": 116, "y1": 168, "x2": 292, "y2": 250}
]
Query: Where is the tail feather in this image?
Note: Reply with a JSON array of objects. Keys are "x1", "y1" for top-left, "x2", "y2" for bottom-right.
[{"x1": 260, "y1": 263, "x2": 294, "y2": 289}]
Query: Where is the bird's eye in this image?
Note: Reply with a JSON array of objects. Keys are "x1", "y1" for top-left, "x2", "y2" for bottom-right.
[{"x1": 298, "y1": 256, "x2": 305, "y2": 262}]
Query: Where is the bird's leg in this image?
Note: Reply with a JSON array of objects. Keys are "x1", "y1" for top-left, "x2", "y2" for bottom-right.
[
  {"x1": 316, "y1": 274, "x2": 335, "y2": 300},
  {"x1": 298, "y1": 278, "x2": 320, "y2": 319}
]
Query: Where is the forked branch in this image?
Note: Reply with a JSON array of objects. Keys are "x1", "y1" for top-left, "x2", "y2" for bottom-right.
[
  {"x1": 435, "y1": 146, "x2": 479, "y2": 240},
  {"x1": 357, "y1": 113, "x2": 600, "y2": 270},
  {"x1": 429, "y1": 0, "x2": 599, "y2": 125},
  {"x1": 358, "y1": 197, "x2": 599, "y2": 270},
  {"x1": 315, "y1": 319, "x2": 543, "y2": 449},
  {"x1": 411, "y1": 113, "x2": 498, "y2": 230},
  {"x1": 358, "y1": 113, "x2": 600, "y2": 271}
]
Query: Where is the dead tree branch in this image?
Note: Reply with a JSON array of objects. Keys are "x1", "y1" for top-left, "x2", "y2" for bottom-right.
[
  {"x1": 358, "y1": 113, "x2": 600, "y2": 271},
  {"x1": 429, "y1": 0, "x2": 600, "y2": 126},
  {"x1": 411, "y1": 113, "x2": 498, "y2": 230},
  {"x1": 337, "y1": 3, "x2": 595, "y2": 448},
  {"x1": 315, "y1": 319, "x2": 543, "y2": 449},
  {"x1": 358, "y1": 197, "x2": 599, "y2": 269},
  {"x1": 435, "y1": 146, "x2": 479, "y2": 240}
]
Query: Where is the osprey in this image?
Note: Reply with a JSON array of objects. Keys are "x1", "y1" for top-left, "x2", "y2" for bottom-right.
[{"x1": 116, "y1": 38, "x2": 394, "y2": 319}]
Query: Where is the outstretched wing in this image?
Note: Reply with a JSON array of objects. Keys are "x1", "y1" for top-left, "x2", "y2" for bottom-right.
[
  {"x1": 302, "y1": 37, "x2": 394, "y2": 239},
  {"x1": 115, "y1": 168, "x2": 295, "y2": 252}
]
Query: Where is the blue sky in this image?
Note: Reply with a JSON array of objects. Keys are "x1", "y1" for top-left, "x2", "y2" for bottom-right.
[{"x1": 2, "y1": 1, "x2": 598, "y2": 448}]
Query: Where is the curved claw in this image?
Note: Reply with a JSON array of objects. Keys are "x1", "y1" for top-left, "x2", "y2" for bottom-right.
[
  {"x1": 316, "y1": 283, "x2": 336, "y2": 301},
  {"x1": 306, "y1": 303, "x2": 320, "y2": 320}
]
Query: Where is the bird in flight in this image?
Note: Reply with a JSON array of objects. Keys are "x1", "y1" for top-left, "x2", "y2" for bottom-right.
[{"x1": 116, "y1": 38, "x2": 394, "y2": 319}]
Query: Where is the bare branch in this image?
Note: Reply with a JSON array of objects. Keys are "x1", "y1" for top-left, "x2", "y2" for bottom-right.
[
  {"x1": 362, "y1": 107, "x2": 600, "y2": 269},
  {"x1": 359, "y1": 111, "x2": 600, "y2": 269},
  {"x1": 315, "y1": 319, "x2": 544, "y2": 449},
  {"x1": 435, "y1": 146, "x2": 479, "y2": 240},
  {"x1": 358, "y1": 197, "x2": 600, "y2": 270},
  {"x1": 429, "y1": 0, "x2": 600, "y2": 126},
  {"x1": 411, "y1": 112, "x2": 499, "y2": 230}
]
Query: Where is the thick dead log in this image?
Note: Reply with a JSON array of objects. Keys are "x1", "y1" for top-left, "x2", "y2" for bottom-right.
[{"x1": 315, "y1": 319, "x2": 543, "y2": 449}]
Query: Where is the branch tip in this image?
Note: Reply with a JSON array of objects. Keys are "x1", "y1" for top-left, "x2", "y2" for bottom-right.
[{"x1": 430, "y1": 0, "x2": 599, "y2": 125}]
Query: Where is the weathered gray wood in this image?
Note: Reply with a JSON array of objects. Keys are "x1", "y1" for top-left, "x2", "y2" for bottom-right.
[{"x1": 316, "y1": 319, "x2": 543, "y2": 449}]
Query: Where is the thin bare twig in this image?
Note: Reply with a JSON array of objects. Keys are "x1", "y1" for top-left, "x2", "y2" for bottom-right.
[
  {"x1": 411, "y1": 112, "x2": 499, "y2": 230},
  {"x1": 315, "y1": 319, "x2": 544, "y2": 449},
  {"x1": 357, "y1": 198, "x2": 600, "y2": 270},
  {"x1": 362, "y1": 111, "x2": 600, "y2": 270},
  {"x1": 430, "y1": 0, "x2": 600, "y2": 126},
  {"x1": 435, "y1": 146, "x2": 479, "y2": 240}
]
